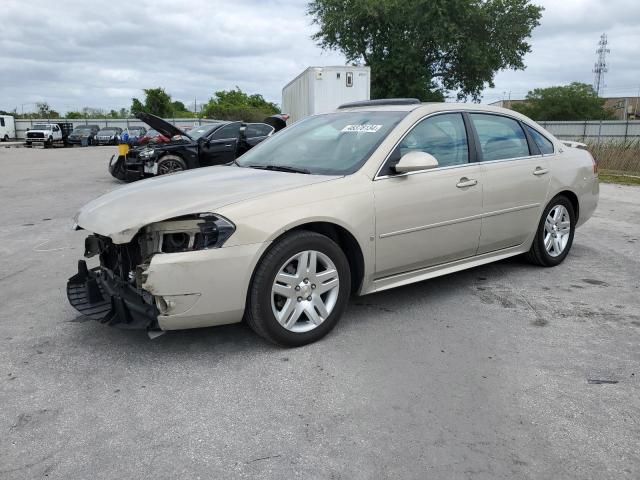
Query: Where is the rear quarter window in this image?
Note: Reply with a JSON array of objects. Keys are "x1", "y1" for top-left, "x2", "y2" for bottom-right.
[{"x1": 524, "y1": 125, "x2": 555, "y2": 155}]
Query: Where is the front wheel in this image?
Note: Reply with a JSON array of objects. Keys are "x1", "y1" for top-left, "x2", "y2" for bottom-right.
[
  {"x1": 246, "y1": 231, "x2": 351, "y2": 347},
  {"x1": 156, "y1": 155, "x2": 186, "y2": 175},
  {"x1": 526, "y1": 196, "x2": 575, "y2": 267}
]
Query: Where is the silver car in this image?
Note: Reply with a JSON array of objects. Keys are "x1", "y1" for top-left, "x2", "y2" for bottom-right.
[{"x1": 67, "y1": 100, "x2": 599, "y2": 346}]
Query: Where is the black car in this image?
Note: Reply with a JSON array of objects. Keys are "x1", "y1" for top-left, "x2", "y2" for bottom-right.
[
  {"x1": 95, "y1": 127, "x2": 123, "y2": 145},
  {"x1": 67, "y1": 124, "x2": 100, "y2": 146},
  {"x1": 109, "y1": 113, "x2": 286, "y2": 182}
]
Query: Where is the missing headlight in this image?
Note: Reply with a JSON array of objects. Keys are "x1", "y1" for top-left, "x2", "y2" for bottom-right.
[
  {"x1": 162, "y1": 232, "x2": 190, "y2": 253},
  {"x1": 146, "y1": 213, "x2": 236, "y2": 255}
]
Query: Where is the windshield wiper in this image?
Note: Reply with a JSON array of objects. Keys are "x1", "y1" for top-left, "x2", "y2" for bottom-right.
[{"x1": 247, "y1": 164, "x2": 311, "y2": 175}]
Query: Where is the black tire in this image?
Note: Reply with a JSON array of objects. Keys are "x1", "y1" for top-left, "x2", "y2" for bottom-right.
[
  {"x1": 246, "y1": 231, "x2": 351, "y2": 347},
  {"x1": 526, "y1": 195, "x2": 576, "y2": 267},
  {"x1": 47, "y1": 136, "x2": 53, "y2": 148},
  {"x1": 157, "y1": 155, "x2": 186, "y2": 175},
  {"x1": 2, "y1": 134, "x2": 8, "y2": 142}
]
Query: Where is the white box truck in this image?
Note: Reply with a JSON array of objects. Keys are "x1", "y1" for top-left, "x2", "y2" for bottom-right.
[
  {"x1": 282, "y1": 66, "x2": 371, "y2": 124},
  {"x1": 0, "y1": 115, "x2": 16, "y2": 142}
]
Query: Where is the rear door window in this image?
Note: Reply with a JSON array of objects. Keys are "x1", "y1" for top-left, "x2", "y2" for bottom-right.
[{"x1": 470, "y1": 114, "x2": 531, "y2": 161}]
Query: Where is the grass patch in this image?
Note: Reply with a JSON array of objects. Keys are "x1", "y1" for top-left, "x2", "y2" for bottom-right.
[
  {"x1": 587, "y1": 139, "x2": 640, "y2": 173},
  {"x1": 598, "y1": 172, "x2": 640, "y2": 186}
]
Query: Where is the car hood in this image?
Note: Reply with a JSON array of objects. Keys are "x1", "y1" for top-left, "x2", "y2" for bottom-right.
[
  {"x1": 75, "y1": 166, "x2": 340, "y2": 243},
  {"x1": 136, "y1": 112, "x2": 190, "y2": 140}
]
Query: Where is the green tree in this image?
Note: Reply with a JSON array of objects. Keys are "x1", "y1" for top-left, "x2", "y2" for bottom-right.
[
  {"x1": 512, "y1": 83, "x2": 615, "y2": 121},
  {"x1": 65, "y1": 111, "x2": 84, "y2": 119},
  {"x1": 308, "y1": 0, "x2": 543, "y2": 101},
  {"x1": 35, "y1": 102, "x2": 59, "y2": 118},
  {"x1": 131, "y1": 98, "x2": 145, "y2": 115},
  {"x1": 143, "y1": 88, "x2": 173, "y2": 117},
  {"x1": 202, "y1": 87, "x2": 279, "y2": 121},
  {"x1": 131, "y1": 88, "x2": 175, "y2": 117}
]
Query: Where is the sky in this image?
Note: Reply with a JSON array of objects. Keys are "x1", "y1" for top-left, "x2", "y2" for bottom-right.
[{"x1": 1, "y1": 0, "x2": 639, "y2": 115}]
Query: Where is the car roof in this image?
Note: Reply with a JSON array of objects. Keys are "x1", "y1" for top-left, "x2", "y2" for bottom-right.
[{"x1": 336, "y1": 102, "x2": 538, "y2": 125}]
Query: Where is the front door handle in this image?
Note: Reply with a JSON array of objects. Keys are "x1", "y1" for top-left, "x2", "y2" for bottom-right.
[
  {"x1": 533, "y1": 167, "x2": 549, "y2": 176},
  {"x1": 456, "y1": 177, "x2": 478, "y2": 188}
]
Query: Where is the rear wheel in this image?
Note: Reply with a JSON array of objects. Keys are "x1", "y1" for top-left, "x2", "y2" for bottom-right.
[
  {"x1": 2, "y1": 134, "x2": 8, "y2": 142},
  {"x1": 246, "y1": 231, "x2": 351, "y2": 347},
  {"x1": 157, "y1": 155, "x2": 186, "y2": 175},
  {"x1": 526, "y1": 196, "x2": 575, "y2": 267}
]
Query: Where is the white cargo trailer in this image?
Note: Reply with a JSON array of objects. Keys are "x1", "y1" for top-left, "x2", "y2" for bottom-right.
[
  {"x1": 282, "y1": 66, "x2": 371, "y2": 124},
  {"x1": 0, "y1": 114, "x2": 16, "y2": 141}
]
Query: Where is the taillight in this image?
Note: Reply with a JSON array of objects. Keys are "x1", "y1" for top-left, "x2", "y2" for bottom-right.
[{"x1": 588, "y1": 151, "x2": 598, "y2": 175}]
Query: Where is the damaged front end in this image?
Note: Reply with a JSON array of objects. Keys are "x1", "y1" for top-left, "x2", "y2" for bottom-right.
[
  {"x1": 67, "y1": 214, "x2": 235, "y2": 331},
  {"x1": 67, "y1": 234, "x2": 158, "y2": 330}
]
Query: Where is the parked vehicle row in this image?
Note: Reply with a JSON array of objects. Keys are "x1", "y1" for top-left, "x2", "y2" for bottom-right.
[
  {"x1": 22, "y1": 123, "x2": 154, "y2": 148},
  {"x1": 68, "y1": 100, "x2": 599, "y2": 347}
]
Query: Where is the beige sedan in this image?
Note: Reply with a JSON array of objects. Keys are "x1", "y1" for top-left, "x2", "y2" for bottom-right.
[{"x1": 68, "y1": 101, "x2": 599, "y2": 346}]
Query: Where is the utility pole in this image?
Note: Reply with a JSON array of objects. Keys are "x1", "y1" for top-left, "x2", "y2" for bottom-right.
[{"x1": 593, "y1": 33, "x2": 610, "y2": 97}]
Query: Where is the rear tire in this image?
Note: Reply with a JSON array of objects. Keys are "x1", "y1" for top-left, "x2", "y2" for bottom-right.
[
  {"x1": 157, "y1": 155, "x2": 186, "y2": 175},
  {"x1": 2, "y1": 134, "x2": 8, "y2": 142},
  {"x1": 246, "y1": 231, "x2": 351, "y2": 347},
  {"x1": 526, "y1": 195, "x2": 575, "y2": 267}
]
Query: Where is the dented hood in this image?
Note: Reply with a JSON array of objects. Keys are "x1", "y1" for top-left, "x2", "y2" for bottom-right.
[{"x1": 75, "y1": 166, "x2": 339, "y2": 243}]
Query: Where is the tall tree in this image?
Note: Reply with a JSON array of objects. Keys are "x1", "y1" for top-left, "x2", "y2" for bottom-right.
[
  {"x1": 512, "y1": 83, "x2": 615, "y2": 121},
  {"x1": 130, "y1": 88, "x2": 173, "y2": 117},
  {"x1": 308, "y1": 0, "x2": 543, "y2": 101},
  {"x1": 130, "y1": 98, "x2": 145, "y2": 115},
  {"x1": 142, "y1": 88, "x2": 173, "y2": 117}
]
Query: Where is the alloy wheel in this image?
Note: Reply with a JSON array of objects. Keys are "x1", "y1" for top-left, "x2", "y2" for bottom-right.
[
  {"x1": 158, "y1": 160, "x2": 184, "y2": 174},
  {"x1": 544, "y1": 205, "x2": 571, "y2": 257},
  {"x1": 271, "y1": 250, "x2": 340, "y2": 333}
]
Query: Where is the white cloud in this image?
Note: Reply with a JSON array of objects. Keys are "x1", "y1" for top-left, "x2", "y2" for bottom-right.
[{"x1": 0, "y1": 0, "x2": 637, "y2": 113}]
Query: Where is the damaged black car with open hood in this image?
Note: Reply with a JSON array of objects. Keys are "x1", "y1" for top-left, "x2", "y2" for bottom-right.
[{"x1": 109, "y1": 113, "x2": 287, "y2": 182}]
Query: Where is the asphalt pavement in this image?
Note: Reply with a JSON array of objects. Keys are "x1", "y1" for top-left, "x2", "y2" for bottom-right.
[{"x1": 1, "y1": 146, "x2": 638, "y2": 479}]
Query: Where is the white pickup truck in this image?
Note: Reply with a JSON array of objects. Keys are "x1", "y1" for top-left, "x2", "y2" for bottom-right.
[{"x1": 25, "y1": 122, "x2": 73, "y2": 147}]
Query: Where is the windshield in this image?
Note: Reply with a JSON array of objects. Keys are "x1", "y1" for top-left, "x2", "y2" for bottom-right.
[
  {"x1": 73, "y1": 127, "x2": 92, "y2": 133},
  {"x1": 236, "y1": 111, "x2": 406, "y2": 175},
  {"x1": 32, "y1": 124, "x2": 51, "y2": 130}
]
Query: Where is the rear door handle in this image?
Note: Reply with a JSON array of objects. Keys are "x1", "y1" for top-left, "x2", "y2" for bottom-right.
[
  {"x1": 533, "y1": 167, "x2": 549, "y2": 176},
  {"x1": 456, "y1": 177, "x2": 478, "y2": 188}
]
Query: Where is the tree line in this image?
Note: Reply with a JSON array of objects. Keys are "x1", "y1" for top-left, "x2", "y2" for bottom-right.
[{"x1": 2, "y1": 87, "x2": 280, "y2": 121}]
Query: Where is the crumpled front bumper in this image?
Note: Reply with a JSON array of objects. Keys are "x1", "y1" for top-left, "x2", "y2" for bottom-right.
[
  {"x1": 109, "y1": 154, "x2": 145, "y2": 182},
  {"x1": 67, "y1": 260, "x2": 159, "y2": 330}
]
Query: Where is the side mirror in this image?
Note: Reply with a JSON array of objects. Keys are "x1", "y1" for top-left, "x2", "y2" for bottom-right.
[{"x1": 393, "y1": 151, "x2": 439, "y2": 174}]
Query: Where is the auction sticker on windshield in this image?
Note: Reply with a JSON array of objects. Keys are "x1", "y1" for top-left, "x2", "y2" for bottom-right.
[{"x1": 341, "y1": 124, "x2": 383, "y2": 133}]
